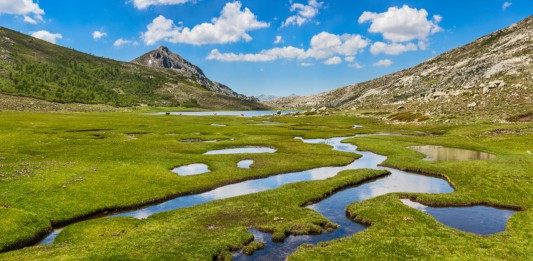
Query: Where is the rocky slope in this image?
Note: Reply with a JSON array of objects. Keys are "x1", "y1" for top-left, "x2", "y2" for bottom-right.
[
  {"x1": 269, "y1": 15, "x2": 533, "y2": 119},
  {"x1": 0, "y1": 27, "x2": 263, "y2": 110},
  {"x1": 132, "y1": 46, "x2": 257, "y2": 101}
]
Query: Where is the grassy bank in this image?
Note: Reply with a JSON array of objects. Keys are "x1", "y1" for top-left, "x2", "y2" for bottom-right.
[
  {"x1": 0, "y1": 111, "x2": 531, "y2": 259},
  {"x1": 0, "y1": 112, "x2": 364, "y2": 252},
  {"x1": 289, "y1": 123, "x2": 533, "y2": 260}
]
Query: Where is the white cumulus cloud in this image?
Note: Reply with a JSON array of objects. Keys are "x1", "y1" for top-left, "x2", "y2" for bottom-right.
[
  {"x1": 0, "y1": 0, "x2": 44, "y2": 24},
  {"x1": 282, "y1": 0, "x2": 324, "y2": 27},
  {"x1": 370, "y1": 42, "x2": 418, "y2": 55},
  {"x1": 348, "y1": 62, "x2": 364, "y2": 69},
  {"x1": 132, "y1": 0, "x2": 193, "y2": 10},
  {"x1": 359, "y1": 5, "x2": 442, "y2": 42},
  {"x1": 502, "y1": 2, "x2": 512, "y2": 11},
  {"x1": 141, "y1": 1, "x2": 269, "y2": 45},
  {"x1": 207, "y1": 31, "x2": 369, "y2": 64},
  {"x1": 324, "y1": 56, "x2": 342, "y2": 65},
  {"x1": 114, "y1": 38, "x2": 138, "y2": 47},
  {"x1": 373, "y1": 59, "x2": 393, "y2": 67},
  {"x1": 93, "y1": 31, "x2": 107, "y2": 40},
  {"x1": 274, "y1": 35, "x2": 283, "y2": 44},
  {"x1": 31, "y1": 30, "x2": 62, "y2": 44}
]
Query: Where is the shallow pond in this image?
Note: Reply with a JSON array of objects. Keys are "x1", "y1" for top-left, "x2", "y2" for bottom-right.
[
  {"x1": 38, "y1": 133, "x2": 515, "y2": 260},
  {"x1": 204, "y1": 147, "x2": 277, "y2": 155},
  {"x1": 409, "y1": 145, "x2": 496, "y2": 161},
  {"x1": 238, "y1": 160, "x2": 254, "y2": 169},
  {"x1": 401, "y1": 199, "x2": 516, "y2": 235},
  {"x1": 172, "y1": 164, "x2": 210, "y2": 176},
  {"x1": 156, "y1": 110, "x2": 302, "y2": 117},
  {"x1": 232, "y1": 137, "x2": 454, "y2": 260}
]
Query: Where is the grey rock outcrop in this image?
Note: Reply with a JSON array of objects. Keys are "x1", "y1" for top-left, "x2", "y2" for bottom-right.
[{"x1": 132, "y1": 46, "x2": 258, "y2": 101}]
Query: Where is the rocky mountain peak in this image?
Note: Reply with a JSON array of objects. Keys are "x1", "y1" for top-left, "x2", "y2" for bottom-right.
[{"x1": 132, "y1": 46, "x2": 258, "y2": 101}]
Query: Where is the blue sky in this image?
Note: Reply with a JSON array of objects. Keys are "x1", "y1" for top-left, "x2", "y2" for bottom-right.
[{"x1": 1, "y1": 0, "x2": 532, "y2": 96}]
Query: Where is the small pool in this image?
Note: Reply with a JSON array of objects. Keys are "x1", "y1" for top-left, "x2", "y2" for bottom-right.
[
  {"x1": 238, "y1": 160, "x2": 254, "y2": 169},
  {"x1": 409, "y1": 145, "x2": 496, "y2": 161},
  {"x1": 401, "y1": 199, "x2": 516, "y2": 235},
  {"x1": 204, "y1": 147, "x2": 276, "y2": 155},
  {"x1": 172, "y1": 164, "x2": 210, "y2": 176}
]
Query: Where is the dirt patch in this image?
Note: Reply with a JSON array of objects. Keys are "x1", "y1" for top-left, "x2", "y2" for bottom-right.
[
  {"x1": 485, "y1": 129, "x2": 523, "y2": 135},
  {"x1": 66, "y1": 129, "x2": 113, "y2": 133},
  {"x1": 506, "y1": 112, "x2": 533, "y2": 122}
]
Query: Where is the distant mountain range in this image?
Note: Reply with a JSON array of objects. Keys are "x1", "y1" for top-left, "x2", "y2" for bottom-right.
[
  {"x1": 0, "y1": 27, "x2": 264, "y2": 110},
  {"x1": 268, "y1": 15, "x2": 532, "y2": 119},
  {"x1": 256, "y1": 93, "x2": 297, "y2": 102}
]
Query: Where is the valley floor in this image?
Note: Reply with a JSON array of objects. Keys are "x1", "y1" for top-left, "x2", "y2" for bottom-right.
[{"x1": 0, "y1": 111, "x2": 531, "y2": 259}]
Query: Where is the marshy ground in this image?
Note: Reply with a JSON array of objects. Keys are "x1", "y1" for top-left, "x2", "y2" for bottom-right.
[{"x1": 0, "y1": 111, "x2": 531, "y2": 260}]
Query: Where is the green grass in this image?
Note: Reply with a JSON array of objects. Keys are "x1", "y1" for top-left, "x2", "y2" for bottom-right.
[
  {"x1": 0, "y1": 112, "x2": 531, "y2": 259},
  {"x1": 289, "y1": 123, "x2": 533, "y2": 260},
  {"x1": 0, "y1": 27, "x2": 264, "y2": 110}
]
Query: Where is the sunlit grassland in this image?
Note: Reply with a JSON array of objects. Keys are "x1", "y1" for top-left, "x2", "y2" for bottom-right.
[{"x1": 0, "y1": 111, "x2": 531, "y2": 259}]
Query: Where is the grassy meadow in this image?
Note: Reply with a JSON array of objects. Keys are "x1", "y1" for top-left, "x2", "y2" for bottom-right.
[{"x1": 0, "y1": 111, "x2": 531, "y2": 259}]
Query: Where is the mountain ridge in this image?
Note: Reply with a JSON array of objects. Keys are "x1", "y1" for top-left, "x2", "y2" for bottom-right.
[
  {"x1": 0, "y1": 27, "x2": 264, "y2": 110},
  {"x1": 268, "y1": 15, "x2": 533, "y2": 120},
  {"x1": 132, "y1": 46, "x2": 258, "y2": 101}
]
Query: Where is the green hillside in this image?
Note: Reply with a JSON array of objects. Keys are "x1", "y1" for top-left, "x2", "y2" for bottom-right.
[{"x1": 0, "y1": 27, "x2": 264, "y2": 109}]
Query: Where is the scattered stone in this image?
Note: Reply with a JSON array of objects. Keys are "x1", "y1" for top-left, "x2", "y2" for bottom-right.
[
  {"x1": 488, "y1": 80, "x2": 505, "y2": 89},
  {"x1": 463, "y1": 83, "x2": 475, "y2": 89},
  {"x1": 403, "y1": 217, "x2": 414, "y2": 222},
  {"x1": 397, "y1": 106, "x2": 405, "y2": 110},
  {"x1": 483, "y1": 87, "x2": 490, "y2": 94},
  {"x1": 432, "y1": 91, "x2": 447, "y2": 98},
  {"x1": 0, "y1": 157, "x2": 5, "y2": 160},
  {"x1": 317, "y1": 106, "x2": 327, "y2": 112},
  {"x1": 207, "y1": 224, "x2": 218, "y2": 230},
  {"x1": 99, "y1": 233, "x2": 104, "y2": 236},
  {"x1": 309, "y1": 108, "x2": 317, "y2": 113},
  {"x1": 273, "y1": 217, "x2": 284, "y2": 221},
  {"x1": 467, "y1": 102, "x2": 477, "y2": 108},
  {"x1": 112, "y1": 233, "x2": 120, "y2": 237}
]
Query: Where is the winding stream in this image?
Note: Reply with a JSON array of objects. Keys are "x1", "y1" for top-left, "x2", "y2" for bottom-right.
[{"x1": 36, "y1": 134, "x2": 515, "y2": 260}]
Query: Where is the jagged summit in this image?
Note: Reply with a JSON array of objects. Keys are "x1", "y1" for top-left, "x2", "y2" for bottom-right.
[{"x1": 133, "y1": 46, "x2": 256, "y2": 101}]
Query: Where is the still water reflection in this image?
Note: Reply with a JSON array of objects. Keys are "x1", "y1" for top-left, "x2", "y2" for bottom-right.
[
  {"x1": 409, "y1": 146, "x2": 496, "y2": 161},
  {"x1": 172, "y1": 164, "x2": 210, "y2": 176},
  {"x1": 401, "y1": 199, "x2": 516, "y2": 235},
  {"x1": 204, "y1": 147, "x2": 277, "y2": 155},
  {"x1": 238, "y1": 160, "x2": 254, "y2": 169}
]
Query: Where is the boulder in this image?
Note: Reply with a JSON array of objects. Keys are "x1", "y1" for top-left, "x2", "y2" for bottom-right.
[
  {"x1": 488, "y1": 80, "x2": 505, "y2": 88},
  {"x1": 467, "y1": 102, "x2": 477, "y2": 108}
]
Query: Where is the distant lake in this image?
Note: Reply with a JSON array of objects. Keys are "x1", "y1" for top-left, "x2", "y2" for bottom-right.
[{"x1": 154, "y1": 110, "x2": 303, "y2": 117}]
